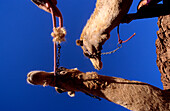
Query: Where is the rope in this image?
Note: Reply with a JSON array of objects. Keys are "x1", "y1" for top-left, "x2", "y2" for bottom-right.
[
  {"x1": 49, "y1": 2, "x2": 66, "y2": 76},
  {"x1": 101, "y1": 43, "x2": 122, "y2": 55},
  {"x1": 101, "y1": 25, "x2": 135, "y2": 55},
  {"x1": 56, "y1": 43, "x2": 61, "y2": 68}
]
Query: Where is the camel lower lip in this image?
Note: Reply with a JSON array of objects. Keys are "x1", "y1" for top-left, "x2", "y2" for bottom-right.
[
  {"x1": 27, "y1": 77, "x2": 34, "y2": 85},
  {"x1": 90, "y1": 58, "x2": 103, "y2": 70},
  {"x1": 27, "y1": 71, "x2": 40, "y2": 85},
  {"x1": 27, "y1": 71, "x2": 55, "y2": 86}
]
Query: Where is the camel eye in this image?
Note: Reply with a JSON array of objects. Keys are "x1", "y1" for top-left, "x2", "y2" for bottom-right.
[
  {"x1": 76, "y1": 40, "x2": 83, "y2": 46},
  {"x1": 83, "y1": 51, "x2": 95, "y2": 58},
  {"x1": 60, "y1": 71, "x2": 67, "y2": 75},
  {"x1": 84, "y1": 52, "x2": 90, "y2": 57},
  {"x1": 32, "y1": 0, "x2": 45, "y2": 5},
  {"x1": 58, "y1": 67, "x2": 67, "y2": 71}
]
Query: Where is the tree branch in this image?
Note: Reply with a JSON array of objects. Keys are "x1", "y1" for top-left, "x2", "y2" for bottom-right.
[
  {"x1": 27, "y1": 67, "x2": 170, "y2": 111},
  {"x1": 121, "y1": 4, "x2": 170, "y2": 23}
]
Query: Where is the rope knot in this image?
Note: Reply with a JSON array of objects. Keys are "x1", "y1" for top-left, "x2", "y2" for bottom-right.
[{"x1": 51, "y1": 27, "x2": 66, "y2": 43}]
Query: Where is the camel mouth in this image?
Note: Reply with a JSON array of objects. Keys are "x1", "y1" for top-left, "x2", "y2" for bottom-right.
[
  {"x1": 82, "y1": 45, "x2": 103, "y2": 70},
  {"x1": 90, "y1": 58, "x2": 103, "y2": 70},
  {"x1": 27, "y1": 71, "x2": 40, "y2": 85},
  {"x1": 83, "y1": 50, "x2": 103, "y2": 70},
  {"x1": 27, "y1": 76, "x2": 36, "y2": 85},
  {"x1": 27, "y1": 76, "x2": 48, "y2": 87},
  {"x1": 27, "y1": 71, "x2": 51, "y2": 86}
]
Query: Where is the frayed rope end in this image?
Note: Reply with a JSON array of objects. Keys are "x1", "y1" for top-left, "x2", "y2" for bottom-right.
[{"x1": 51, "y1": 27, "x2": 66, "y2": 43}]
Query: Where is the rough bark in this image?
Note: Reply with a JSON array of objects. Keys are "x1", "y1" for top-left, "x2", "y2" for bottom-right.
[
  {"x1": 156, "y1": 15, "x2": 170, "y2": 90},
  {"x1": 27, "y1": 68, "x2": 170, "y2": 111}
]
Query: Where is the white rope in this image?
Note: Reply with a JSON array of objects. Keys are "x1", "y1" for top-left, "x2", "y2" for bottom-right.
[
  {"x1": 101, "y1": 43, "x2": 122, "y2": 55},
  {"x1": 51, "y1": 27, "x2": 66, "y2": 43}
]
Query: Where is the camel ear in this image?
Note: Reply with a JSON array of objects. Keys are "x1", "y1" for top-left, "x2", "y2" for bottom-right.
[
  {"x1": 55, "y1": 87, "x2": 65, "y2": 93},
  {"x1": 76, "y1": 39, "x2": 83, "y2": 46},
  {"x1": 68, "y1": 91, "x2": 75, "y2": 97}
]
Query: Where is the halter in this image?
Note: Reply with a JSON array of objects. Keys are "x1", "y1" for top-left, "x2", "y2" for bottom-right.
[{"x1": 101, "y1": 25, "x2": 136, "y2": 55}]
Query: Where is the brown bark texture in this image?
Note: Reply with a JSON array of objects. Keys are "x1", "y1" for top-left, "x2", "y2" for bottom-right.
[
  {"x1": 27, "y1": 67, "x2": 170, "y2": 111},
  {"x1": 156, "y1": 15, "x2": 170, "y2": 90}
]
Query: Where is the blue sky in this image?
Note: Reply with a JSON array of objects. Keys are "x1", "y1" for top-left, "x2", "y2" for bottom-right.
[{"x1": 0, "y1": 0, "x2": 162, "y2": 111}]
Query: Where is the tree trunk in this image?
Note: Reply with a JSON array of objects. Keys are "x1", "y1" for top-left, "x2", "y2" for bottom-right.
[{"x1": 156, "y1": 14, "x2": 170, "y2": 90}]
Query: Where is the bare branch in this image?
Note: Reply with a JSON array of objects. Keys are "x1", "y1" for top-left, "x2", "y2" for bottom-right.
[{"x1": 121, "y1": 4, "x2": 170, "y2": 23}]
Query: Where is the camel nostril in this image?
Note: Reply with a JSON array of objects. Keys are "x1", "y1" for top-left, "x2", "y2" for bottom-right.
[
  {"x1": 29, "y1": 73, "x2": 40, "y2": 82},
  {"x1": 27, "y1": 72, "x2": 32, "y2": 78},
  {"x1": 27, "y1": 71, "x2": 54, "y2": 86},
  {"x1": 27, "y1": 76, "x2": 34, "y2": 85},
  {"x1": 27, "y1": 73, "x2": 41, "y2": 85}
]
